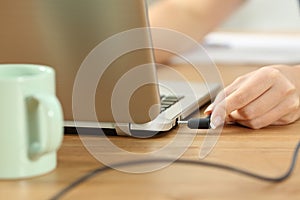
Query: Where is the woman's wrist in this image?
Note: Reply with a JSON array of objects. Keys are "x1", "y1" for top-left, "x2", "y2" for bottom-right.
[{"x1": 273, "y1": 64, "x2": 300, "y2": 96}]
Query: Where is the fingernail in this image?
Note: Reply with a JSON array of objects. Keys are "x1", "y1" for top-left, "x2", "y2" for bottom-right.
[
  {"x1": 204, "y1": 104, "x2": 214, "y2": 114},
  {"x1": 210, "y1": 116, "x2": 223, "y2": 129}
]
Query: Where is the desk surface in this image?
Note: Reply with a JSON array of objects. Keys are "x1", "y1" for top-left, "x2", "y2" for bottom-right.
[{"x1": 1, "y1": 64, "x2": 300, "y2": 200}]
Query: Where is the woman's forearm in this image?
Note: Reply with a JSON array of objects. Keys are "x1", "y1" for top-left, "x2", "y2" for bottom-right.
[{"x1": 149, "y1": 0, "x2": 245, "y2": 63}]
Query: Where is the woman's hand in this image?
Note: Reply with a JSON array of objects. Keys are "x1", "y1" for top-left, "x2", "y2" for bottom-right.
[{"x1": 205, "y1": 65, "x2": 300, "y2": 129}]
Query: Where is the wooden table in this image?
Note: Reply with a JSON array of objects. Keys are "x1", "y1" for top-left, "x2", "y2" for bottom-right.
[{"x1": 1, "y1": 64, "x2": 300, "y2": 200}]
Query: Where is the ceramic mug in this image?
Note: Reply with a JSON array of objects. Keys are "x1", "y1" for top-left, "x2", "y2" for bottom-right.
[{"x1": 0, "y1": 64, "x2": 63, "y2": 179}]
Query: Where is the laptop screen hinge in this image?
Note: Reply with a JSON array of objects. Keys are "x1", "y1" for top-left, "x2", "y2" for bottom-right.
[{"x1": 115, "y1": 123, "x2": 132, "y2": 136}]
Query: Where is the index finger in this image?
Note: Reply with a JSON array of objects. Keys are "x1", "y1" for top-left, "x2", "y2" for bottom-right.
[
  {"x1": 204, "y1": 70, "x2": 255, "y2": 115},
  {"x1": 210, "y1": 67, "x2": 277, "y2": 128}
]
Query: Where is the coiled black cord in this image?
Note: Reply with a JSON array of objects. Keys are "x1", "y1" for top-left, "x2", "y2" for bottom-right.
[{"x1": 50, "y1": 141, "x2": 300, "y2": 200}]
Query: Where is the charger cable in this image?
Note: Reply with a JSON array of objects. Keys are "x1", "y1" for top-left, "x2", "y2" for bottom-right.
[{"x1": 50, "y1": 141, "x2": 300, "y2": 200}]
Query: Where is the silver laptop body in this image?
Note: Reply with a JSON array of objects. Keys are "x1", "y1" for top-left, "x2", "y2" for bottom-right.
[{"x1": 0, "y1": 0, "x2": 219, "y2": 136}]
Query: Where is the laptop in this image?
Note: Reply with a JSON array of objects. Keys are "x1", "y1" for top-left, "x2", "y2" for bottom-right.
[{"x1": 0, "y1": 0, "x2": 220, "y2": 137}]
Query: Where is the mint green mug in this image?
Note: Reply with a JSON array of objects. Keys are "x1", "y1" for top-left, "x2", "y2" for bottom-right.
[{"x1": 0, "y1": 64, "x2": 63, "y2": 179}]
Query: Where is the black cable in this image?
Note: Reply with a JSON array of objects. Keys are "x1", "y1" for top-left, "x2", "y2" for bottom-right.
[{"x1": 50, "y1": 141, "x2": 300, "y2": 200}]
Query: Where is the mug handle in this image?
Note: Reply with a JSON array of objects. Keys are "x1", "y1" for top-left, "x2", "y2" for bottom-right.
[{"x1": 26, "y1": 94, "x2": 63, "y2": 160}]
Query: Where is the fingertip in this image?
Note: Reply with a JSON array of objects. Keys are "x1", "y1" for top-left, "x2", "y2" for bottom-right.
[
  {"x1": 204, "y1": 110, "x2": 212, "y2": 115},
  {"x1": 209, "y1": 103, "x2": 226, "y2": 129},
  {"x1": 204, "y1": 104, "x2": 214, "y2": 114}
]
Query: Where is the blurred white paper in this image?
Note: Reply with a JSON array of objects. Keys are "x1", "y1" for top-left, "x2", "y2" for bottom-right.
[{"x1": 172, "y1": 32, "x2": 300, "y2": 65}]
